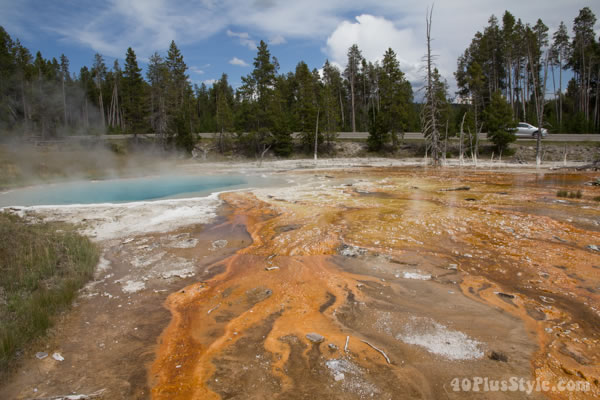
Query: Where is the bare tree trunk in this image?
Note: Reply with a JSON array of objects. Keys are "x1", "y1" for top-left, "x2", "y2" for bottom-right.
[
  {"x1": 443, "y1": 120, "x2": 448, "y2": 165},
  {"x1": 459, "y1": 112, "x2": 466, "y2": 165},
  {"x1": 314, "y1": 107, "x2": 320, "y2": 162},
  {"x1": 424, "y1": 6, "x2": 440, "y2": 166},
  {"x1": 84, "y1": 97, "x2": 89, "y2": 128},
  {"x1": 98, "y1": 92, "x2": 105, "y2": 130},
  {"x1": 558, "y1": 56, "x2": 563, "y2": 130},
  {"x1": 350, "y1": 76, "x2": 356, "y2": 132},
  {"x1": 551, "y1": 61, "x2": 557, "y2": 130},
  {"x1": 62, "y1": 74, "x2": 67, "y2": 127},
  {"x1": 528, "y1": 44, "x2": 549, "y2": 167},
  {"x1": 21, "y1": 81, "x2": 28, "y2": 134},
  {"x1": 338, "y1": 89, "x2": 345, "y2": 129}
]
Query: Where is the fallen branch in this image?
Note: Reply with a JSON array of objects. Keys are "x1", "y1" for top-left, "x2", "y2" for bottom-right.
[
  {"x1": 28, "y1": 389, "x2": 106, "y2": 400},
  {"x1": 439, "y1": 186, "x2": 470, "y2": 192},
  {"x1": 207, "y1": 303, "x2": 220, "y2": 314},
  {"x1": 344, "y1": 336, "x2": 350, "y2": 353},
  {"x1": 361, "y1": 340, "x2": 391, "y2": 364}
]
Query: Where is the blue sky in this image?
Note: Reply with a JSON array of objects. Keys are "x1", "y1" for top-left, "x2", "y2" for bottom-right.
[{"x1": 1, "y1": 0, "x2": 599, "y2": 96}]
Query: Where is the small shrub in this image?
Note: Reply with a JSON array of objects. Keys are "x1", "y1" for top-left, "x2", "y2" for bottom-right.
[
  {"x1": 593, "y1": 196, "x2": 600, "y2": 202},
  {"x1": 558, "y1": 190, "x2": 582, "y2": 199}
]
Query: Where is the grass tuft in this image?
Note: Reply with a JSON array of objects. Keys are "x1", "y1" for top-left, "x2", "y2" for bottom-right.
[
  {"x1": 0, "y1": 212, "x2": 98, "y2": 374},
  {"x1": 556, "y1": 190, "x2": 582, "y2": 199}
]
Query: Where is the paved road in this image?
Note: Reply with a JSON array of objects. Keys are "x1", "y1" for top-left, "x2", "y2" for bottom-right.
[
  {"x1": 335, "y1": 132, "x2": 600, "y2": 141},
  {"x1": 65, "y1": 132, "x2": 600, "y2": 142}
]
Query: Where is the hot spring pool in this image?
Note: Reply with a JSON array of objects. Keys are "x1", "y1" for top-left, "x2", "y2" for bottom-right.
[{"x1": 0, "y1": 175, "x2": 252, "y2": 206}]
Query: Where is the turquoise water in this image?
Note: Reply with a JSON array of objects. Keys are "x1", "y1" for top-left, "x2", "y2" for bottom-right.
[{"x1": 0, "y1": 175, "x2": 248, "y2": 206}]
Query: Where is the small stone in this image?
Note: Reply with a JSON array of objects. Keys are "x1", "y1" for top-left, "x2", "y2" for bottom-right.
[
  {"x1": 328, "y1": 343, "x2": 338, "y2": 351},
  {"x1": 489, "y1": 351, "x2": 508, "y2": 362},
  {"x1": 334, "y1": 372, "x2": 345, "y2": 381},
  {"x1": 306, "y1": 333, "x2": 325, "y2": 343},
  {"x1": 52, "y1": 352, "x2": 64, "y2": 361},
  {"x1": 448, "y1": 264, "x2": 458, "y2": 270},
  {"x1": 35, "y1": 352, "x2": 48, "y2": 360},
  {"x1": 495, "y1": 292, "x2": 515, "y2": 299},
  {"x1": 587, "y1": 245, "x2": 600, "y2": 252}
]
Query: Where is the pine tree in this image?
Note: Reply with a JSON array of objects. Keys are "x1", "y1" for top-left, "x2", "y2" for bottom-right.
[
  {"x1": 344, "y1": 44, "x2": 362, "y2": 132},
  {"x1": 378, "y1": 48, "x2": 414, "y2": 147},
  {"x1": 165, "y1": 41, "x2": 194, "y2": 151},
  {"x1": 59, "y1": 54, "x2": 69, "y2": 126},
  {"x1": 122, "y1": 47, "x2": 145, "y2": 135},
  {"x1": 551, "y1": 22, "x2": 569, "y2": 130},
  {"x1": 147, "y1": 52, "x2": 168, "y2": 142},
  {"x1": 293, "y1": 61, "x2": 319, "y2": 151},
  {"x1": 91, "y1": 53, "x2": 106, "y2": 130},
  {"x1": 485, "y1": 91, "x2": 516, "y2": 152},
  {"x1": 321, "y1": 60, "x2": 342, "y2": 152},
  {"x1": 214, "y1": 73, "x2": 234, "y2": 153}
]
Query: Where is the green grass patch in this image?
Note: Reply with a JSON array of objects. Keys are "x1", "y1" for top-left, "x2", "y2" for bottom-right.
[
  {"x1": 557, "y1": 190, "x2": 582, "y2": 199},
  {"x1": 0, "y1": 212, "x2": 98, "y2": 373}
]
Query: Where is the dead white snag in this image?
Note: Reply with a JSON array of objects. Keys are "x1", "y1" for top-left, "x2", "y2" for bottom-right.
[
  {"x1": 207, "y1": 303, "x2": 221, "y2": 314},
  {"x1": 344, "y1": 335, "x2": 350, "y2": 353},
  {"x1": 361, "y1": 340, "x2": 391, "y2": 364}
]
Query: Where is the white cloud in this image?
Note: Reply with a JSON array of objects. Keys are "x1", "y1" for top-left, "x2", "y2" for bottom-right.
[
  {"x1": 268, "y1": 34, "x2": 286, "y2": 45},
  {"x1": 202, "y1": 79, "x2": 217, "y2": 86},
  {"x1": 229, "y1": 57, "x2": 249, "y2": 67},
  {"x1": 227, "y1": 29, "x2": 257, "y2": 50},
  {"x1": 189, "y1": 66, "x2": 205, "y2": 74},
  {"x1": 7, "y1": 0, "x2": 600, "y2": 93},
  {"x1": 325, "y1": 14, "x2": 423, "y2": 83}
]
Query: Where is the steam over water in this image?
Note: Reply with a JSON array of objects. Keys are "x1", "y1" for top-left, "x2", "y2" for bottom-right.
[{"x1": 0, "y1": 175, "x2": 248, "y2": 206}]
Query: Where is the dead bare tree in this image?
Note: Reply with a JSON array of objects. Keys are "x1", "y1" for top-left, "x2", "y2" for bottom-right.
[
  {"x1": 421, "y1": 5, "x2": 441, "y2": 166},
  {"x1": 314, "y1": 107, "x2": 320, "y2": 162},
  {"x1": 459, "y1": 112, "x2": 466, "y2": 165},
  {"x1": 528, "y1": 43, "x2": 550, "y2": 167}
]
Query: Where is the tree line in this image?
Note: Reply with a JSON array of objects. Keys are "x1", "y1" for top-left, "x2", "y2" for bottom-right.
[
  {"x1": 0, "y1": 27, "x2": 419, "y2": 155},
  {"x1": 456, "y1": 6, "x2": 600, "y2": 139},
  {"x1": 0, "y1": 6, "x2": 597, "y2": 157}
]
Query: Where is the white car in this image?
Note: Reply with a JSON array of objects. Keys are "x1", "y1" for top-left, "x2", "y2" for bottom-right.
[{"x1": 514, "y1": 122, "x2": 548, "y2": 138}]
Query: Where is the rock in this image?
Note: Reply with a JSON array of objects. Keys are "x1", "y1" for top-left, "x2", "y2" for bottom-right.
[
  {"x1": 306, "y1": 332, "x2": 325, "y2": 344},
  {"x1": 440, "y1": 186, "x2": 471, "y2": 192},
  {"x1": 210, "y1": 240, "x2": 228, "y2": 250},
  {"x1": 495, "y1": 292, "x2": 515, "y2": 299},
  {"x1": 35, "y1": 352, "x2": 48, "y2": 360},
  {"x1": 52, "y1": 352, "x2": 64, "y2": 361},
  {"x1": 328, "y1": 343, "x2": 338, "y2": 351},
  {"x1": 489, "y1": 351, "x2": 508, "y2": 362},
  {"x1": 539, "y1": 295, "x2": 555, "y2": 304},
  {"x1": 265, "y1": 266, "x2": 280, "y2": 271},
  {"x1": 339, "y1": 244, "x2": 367, "y2": 257},
  {"x1": 448, "y1": 264, "x2": 458, "y2": 270},
  {"x1": 587, "y1": 245, "x2": 600, "y2": 252},
  {"x1": 334, "y1": 372, "x2": 345, "y2": 381}
]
